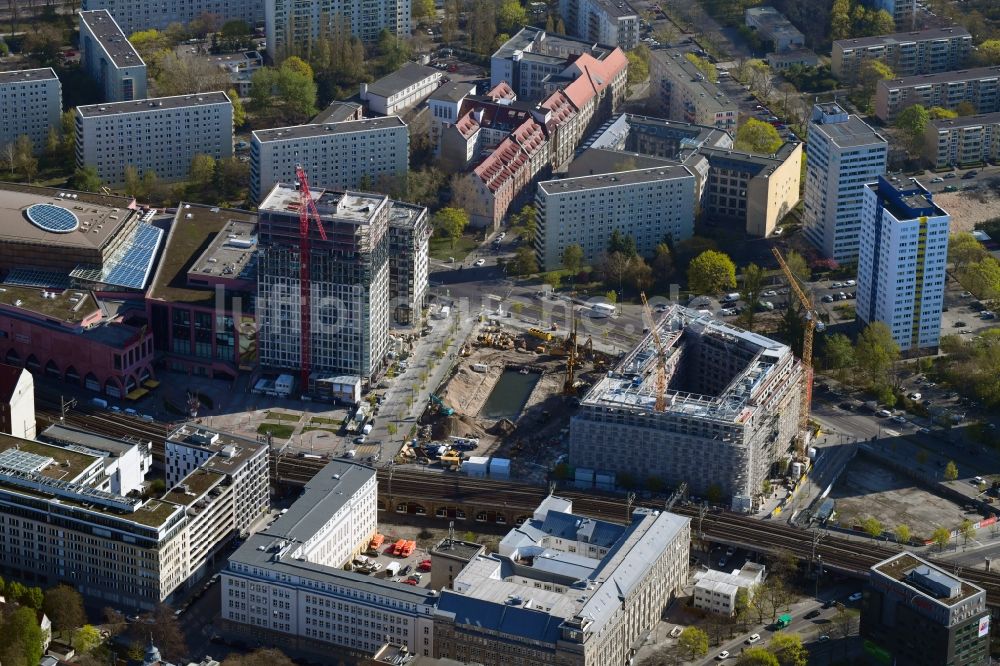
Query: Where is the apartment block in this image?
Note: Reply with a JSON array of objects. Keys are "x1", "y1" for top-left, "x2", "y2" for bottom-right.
[
  {"x1": 257, "y1": 185, "x2": 390, "y2": 383},
  {"x1": 857, "y1": 176, "x2": 950, "y2": 353},
  {"x1": 0, "y1": 69, "x2": 61, "y2": 154},
  {"x1": 386, "y1": 202, "x2": 430, "y2": 326},
  {"x1": 79, "y1": 10, "x2": 147, "y2": 103},
  {"x1": 693, "y1": 563, "x2": 766, "y2": 616},
  {"x1": 569, "y1": 305, "x2": 803, "y2": 510},
  {"x1": 433, "y1": 496, "x2": 690, "y2": 666},
  {"x1": 220, "y1": 460, "x2": 439, "y2": 658},
  {"x1": 744, "y1": 7, "x2": 804, "y2": 52},
  {"x1": 535, "y1": 166, "x2": 696, "y2": 271},
  {"x1": 651, "y1": 50, "x2": 739, "y2": 131},
  {"x1": 428, "y1": 81, "x2": 476, "y2": 152},
  {"x1": 0, "y1": 364, "x2": 34, "y2": 440},
  {"x1": 250, "y1": 116, "x2": 409, "y2": 203},
  {"x1": 924, "y1": 112, "x2": 1000, "y2": 169},
  {"x1": 361, "y1": 63, "x2": 442, "y2": 116},
  {"x1": 559, "y1": 0, "x2": 640, "y2": 50},
  {"x1": 39, "y1": 423, "x2": 152, "y2": 496},
  {"x1": 75, "y1": 92, "x2": 234, "y2": 186},
  {"x1": 862, "y1": 553, "x2": 990, "y2": 665},
  {"x1": 803, "y1": 104, "x2": 888, "y2": 263},
  {"x1": 867, "y1": 0, "x2": 917, "y2": 30},
  {"x1": 266, "y1": 0, "x2": 411, "y2": 61},
  {"x1": 81, "y1": 0, "x2": 263, "y2": 35},
  {"x1": 832, "y1": 27, "x2": 971, "y2": 83},
  {"x1": 875, "y1": 66, "x2": 1000, "y2": 123}
]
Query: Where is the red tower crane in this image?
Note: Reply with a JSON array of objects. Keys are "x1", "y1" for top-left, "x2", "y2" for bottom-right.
[{"x1": 295, "y1": 165, "x2": 328, "y2": 391}]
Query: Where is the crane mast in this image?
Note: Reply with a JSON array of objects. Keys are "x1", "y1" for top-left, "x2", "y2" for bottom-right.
[
  {"x1": 295, "y1": 165, "x2": 329, "y2": 391},
  {"x1": 772, "y1": 248, "x2": 814, "y2": 459},
  {"x1": 640, "y1": 292, "x2": 667, "y2": 412}
]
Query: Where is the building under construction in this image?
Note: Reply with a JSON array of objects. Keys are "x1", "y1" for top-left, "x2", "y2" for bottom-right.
[
  {"x1": 569, "y1": 305, "x2": 802, "y2": 510},
  {"x1": 256, "y1": 183, "x2": 391, "y2": 385}
]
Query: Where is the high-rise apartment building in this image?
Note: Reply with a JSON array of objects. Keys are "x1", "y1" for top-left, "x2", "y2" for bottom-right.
[
  {"x1": 0, "y1": 69, "x2": 61, "y2": 155},
  {"x1": 79, "y1": 10, "x2": 147, "y2": 103},
  {"x1": 650, "y1": 50, "x2": 739, "y2": 131},
  {"x1": 266, "y1": 0, "x2": 411, "y2": 61},
  {"x1": 558, "y1": 0, "x2": 639, "y2": 50},
  {"x1": 875, "y1": 66, "x2": 1000, "y2": 122},
  {"x1": 803, "y1": 103, "x2": 887, "y2": 263},
  {"x1": 257, "y1": 185, "x2": 391, "y2": 383},
  {"x1": 250, "y1": 117, "x2": 409, "y2": 203},
  {"x1": 831, "y1": 27, "x2": 971, "y2": 83},
  {"x1": 924, "y1": 112, "x2": 1000, "y2": 169},
  {"x1": 857, "y1": 176, "x2": 950, "y2": 353},
  {"x1": 75, "y1": 92, "x2": 234, "y2": 185},
  {"x1": 81, "y1": 0, "x2": 263, "y2": 35},
  {"x1": 386, "y1": 202, "x2": 430, "y2": 326}
]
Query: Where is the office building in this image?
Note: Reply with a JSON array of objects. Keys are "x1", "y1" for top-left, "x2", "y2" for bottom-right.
[
  {"x1": 81, "y1": 0, "x2": 263, "y2": 35},
  {"x1": 744, "y1": 7, "x2": 804, "y2": 52},
  {"x1": 866, "y1": 0, "x2": 917, "y2": 30},
  {"x1": 39, "y1": 423, "x2": 152, "y2": 496},
  {"x1": 386, "y1": 201, "x2": 430, "y2": 326},
  {"x1": 490, "y1": 28, "x2": 625, "y2": 103},
  {"x1": 0, "y1": 69, "x2": 61, "y2": 155},
  {"x1": 535, "y1": 166, "x2": 696, "y2": 271},
  {"x1": 361, "y1": 63, "x2": 442, "y2": 116},
  {"x1": 693, "y1": 562, "x2": 766, "y2": 616},
  {"x1": 433, "y1": 495, "x2": 690, "y2": 666},
  {"x1": 0, "y1": 364, "x2": 35, "y2": 440},
  {"x1": 857, "y1": 176, "x2": 950, "y2": 353},
  {"x1": 862, "y1": 553, "x2": 990, "y2": 666},
  {"x1": 257, "y1": 185, "x2": 391, "y2": 384},
  {"x1": 427, "y1": 81, "x2": 476, "y2": 153},
  {"x1": 220, "y1": 460, "x2": 439, "y2": 658},
  {"x1": 650, "y1": 50, "x2": 739, "y2": 131},
  {"x1": 924, "y1": 112, "x2": 1000, "y2": 169},
  {"x1": 767, "y1": 48, "x2": 819, "y2": 71},
  {"x1": 250, "y1": 116, "x2": 409, "y2": 203},
  {"x1": 559, "y1": 0, "x2": 639, "y2": 50},
  {"x1": 569, "y1": 305, "x2": 803, "y2": 510},
  {"x1": 75, "y1": 92, "x2": 234, "y2": 186},
  {"x1": 803, "y1": 103, "x2": 888, "y2": 263},
  {"x1": 79, "y1": 10, "x2": 147, "y2": 103},
  {"x1": 874, "y1": 66, "x2": 1000, "y2": 122},
  {"x1": 831, "y1": 27, "x2": 972, "y2": 83},
  {"x1": 266, "y1": 0, "x2": 411, "y2": 61}
]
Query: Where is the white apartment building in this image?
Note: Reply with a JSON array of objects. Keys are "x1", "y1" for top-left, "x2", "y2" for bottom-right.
[
  {"x1": 361, "y1": 63, "x2": 442, "y2": 116},
  {"x1": 387, "y1": 201, "x2": 430, "y2": 326},
  {"x1": 559, "y1": 0, "x2": 640, "y2": 50},
  {"x1": 0, "y1": 363, "x2": 34, "y2": 440},
  {"x1": 79, "y1": 10, "x2": 147, "y2": 103},
  {"x1": 220, "y1": 460, "x2": 440, "y2": 658},
  {"x1": 427, "y1": 81, "x2": 476, "y2": 153},
  {"x1": 75, "y1": 92, "x2": 234, "y2": 186},
  {"x1": 0, "y1": 69, "x2": 61, "y2": 155},
  {"x1": 535, "y1": 165, "x2": 696, "y2": 271},
  {"x1": 803, "y1": 104, "x2": 887, "y2": 263},
  {"x1": 924, "y1": 112, "x2": 1000, "y2": 169},
  {"x1": 693, "y1": 562, "x2": 766, "y2": 616},
  {"x1": 266, "y1": 0, "x2": 411, "y2": 60},
  {"x1": 39, "y1": 423, "x2": 152, "y2": 496},
  {"x1": 651, "y1": 51, "x2": 739, "y2": 131},
  {"x1": 257, "y1": 185, "x2": 390, "y2": 384},
  {"x1": 81, "y1": 0, "x2": 263, "y2": 35},
  {"x1": 857, "y1": 177, "x2": 950, "y2": 353},
  {"x1": 250, "y1": 116, "x2": 409, "y2": 203}
]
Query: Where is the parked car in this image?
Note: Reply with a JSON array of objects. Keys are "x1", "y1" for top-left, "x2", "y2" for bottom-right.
[
  {"x1": 804, "y1": 610, "x2": 821, "y2": 620},
  {"x1": 962, "y1": 170, "x2": 978, "y2": 179},
  {"x1": 944, "y1": 172, "x2": 957, "y2": 179},
  {"x1": 930, "y1": 177, "x2": 944, "y2": 183},
  {"x1": 474, "y1": 258, "x2": 486, "y2": 266},
  {"x1": 716, "y1": 651, "x2": 730, "y2": 661},
  {"x1": 746, "y1": 634, "x2": 761, "y2": 644},
  {"x1": 877, "y1": 409, "x2": 892, "y2": 418},
  {"x1": 848, "y1": 592, "x2": 863, "y2": 602}
]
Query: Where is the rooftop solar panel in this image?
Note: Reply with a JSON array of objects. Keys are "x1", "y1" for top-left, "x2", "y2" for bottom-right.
[
  {"x1": 69, "y1": 224, "x2": 164, "y2": 290},
  {"x1": 0, "y1": 449, "x2": 54, "y2": 474},
  {"x1": 3, "y1": 269, "x2": 72, "y2": 289},
  {"x1": 25, "y1": 204, "x2": 80, "y2": 233}
]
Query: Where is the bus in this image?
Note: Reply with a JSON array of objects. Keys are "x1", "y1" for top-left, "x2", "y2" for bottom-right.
[{"x1": 591, "y1": 302, "x2": 616, "y2": 318}]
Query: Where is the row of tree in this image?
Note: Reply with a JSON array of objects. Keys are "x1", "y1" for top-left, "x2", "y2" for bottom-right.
[{"x1": 949, "y1": 232, "x2": 1000, "y2": 301}]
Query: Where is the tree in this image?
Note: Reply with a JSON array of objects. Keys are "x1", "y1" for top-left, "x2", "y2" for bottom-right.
[
  {"x1": 652, "y1": 242, "x2": 673, "y2": 283},
  {"x1": 229, "y1": 90, "x2": 246, "y2": 128},
  {"x1": 44, "y1": 585, "x2": 86, "y2": 635},
  {"x1": 861, "y1": 516, "x2": 883, "y2": 541},
  {"x1": 13, "y1": 135, "x2": 37, "y2": 182},
  {"x1": 739, "y1": 262, "x2": 766, "y2": 331},
  {"x1": 677, "y1": 627, "x2": 709, "y2": 660},
  {"x1": 511, "y1": 246, "x2": 539, "y2": 275},
  {"x1": 736, "y1": 649, "x2": 779, "y2": 666},
  {"x1": 894, "y1": 523, "x2": 911, "y2": 546},
  {"x1": 956, "y1": 101, "x2": 978, "y2": 116},
  {"x1": 859, "y1": 60, "x2": 894, "y2": 100},
  {"x1": 155, "y1": 52, "x2": 231, "y2": 95},
  {"x1": 928, "y1": 106, "x2": 957, "y2": 120},
  {"x1": 128, "y1": 605, "x2": 186, "y2": 661},
  {"x1": 562, "y1": 244, "x2": 584, "y2": 274},
  {"x1": 830, "y1": 0, "x2": 851, "y2": 40},
  {"x1": 22, "y1": 24, "x2": 63, "y2": 66},
  {"x1": 868, "y1": 9, "x2": 896, "y2": 35},
  {"x1": 1, "y1": 607, "x2": 44, "y2": 666},
  {"x1": 734, "y1": 587, "x2": 750, "y2": 628},
  {"x1": 627, "y1": 257, "x2": 654, "y2": 292},
  {"x1": 822, "y1": 333, "x2": 855, "y2": 371},
  {"x1": 960, "y1": 518, "x2": 975, "y2": 546},
  {"x1": 602, "y1": 251, "x2": 632, "y2": 294},
  {"x1": 854, "y1": 322, "x2": 900, "y2": 388},
  {"x1": 123, "y1": 165, "x2": 142, "y2": 198},
  {"x1": 626, "y1": 45, "x2": 651, "y2": 85},
  {"x1": 250, "y1": 60, "x2": 317, "y2": 123},
  {"x1": 735, "y1": 118, "x2": 783, "y2": 154},
  {"x1": 894, "y1": 104, "x2": 930, "y2": 152},
  {"x1": 932, "y1": 526, "x2": 951, "y2": 550},
  {"x1": 73, "y1": 625, "x2": 102, "y2": 654},
  {"x1": 59, "y1": 110, "x2": 77, "y2": 163},
  {"x1": 688, "y1": 250, "x2": 737, "y2": 295},
  {"x1": 497, "y1": 0, "x2": 528, "y2": 33},
  {"x1": 412, "y1": 0, "x2": 435, "y2": 20},
  {"x1": 685, "y1": 53, "x2": 717, "y2": 82},
  {"x1": 948, "y1": 232, "x2": 988, "y2": 273},
  {"x1": 607, "y1": 229, "x2": 637, "y2": 257},
  {"x1": 190, "y1": 154, "x2": 217, "y2": 189},
  {"x1": 974, "y1": 39, "x2": 1000, "y2": 66},
  {"x1": 432, "y1": 207, "x2": 469, "y2": 248},
  {"x1": 221, "y1": 648, "x2": 296, "y2": 666},
  {"x1": 22, "y1": 586, "x2": 43, "y2": 610},
  {"x1": 768, "y1": 634, "x2": 808, "y2": 666},
  {"x1": 944, "y1": 460, "x2": 958, "y2": 481},
  {"x1": 833, "y1": 604, "x2": 859, "y2": 641},
  {"x1": 749, "y1": 582, "x2": 775, "y2": 624},
  {"x1": 517, "y1": 205, "x2": 538, "y2": 244},
  {"x1": 961, "y1": 257, "x2": 1000, "y2": 300}
]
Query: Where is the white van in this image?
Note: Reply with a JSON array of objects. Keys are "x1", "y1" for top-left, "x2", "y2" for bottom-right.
[
  {"x1": 362, "y1": 423, "x2": 373, "y2": 435},
  {"x1": 722, "y1": 293, "x2": 740, "y2": 303}
]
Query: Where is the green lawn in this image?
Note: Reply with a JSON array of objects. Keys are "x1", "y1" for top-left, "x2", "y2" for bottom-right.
[
  {"x1": 429, "y1": 234, "x2": 479, "y2": 262},
  {"x1": 308, "y1": 416, "x2": 341, "y2": 425},
  {"x1": 302, "y1": 426, "x2": 339, "y2": 435},
  {"x1": 266, "y1": 410, "x2": 300, "y2": 422},
  {"x1": 257, "y1": 423, "x2": 295, "y2": 439}
]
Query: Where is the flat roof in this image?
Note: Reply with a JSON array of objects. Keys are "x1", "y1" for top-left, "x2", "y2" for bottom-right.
[
  {"x1": 810, "y1": 113, "x2": 886, "y2": 148},
  {"x1": 429, "y1": 81, "x2": 476, "y2": 103},
  {"x1": 388, "y1": 201, "x2": 426, "y2": 230},
  {"x1": 165, "y1": 468, "x2": 225, "y2": 506},
  {"x1": 431, "y1": 539, "x2": 483, "y2": 561},
  {"x1": 165, "y1": 424, "x2": 265, "y2": 476},
  {"x1": 654, "y1": 51, "x2": 737, "y2": 113},
  {"x1": 188, "y1": 218, "x2": 256, "y2": 283},
  {"x1": 0, "y1": 183, "x2": 136, "y2": 250},
  {"x1": 589, "y1": 0, "x2": 638, "y2": 19},
  {"x1": 311, "y1": 101, "x2": 363, "y2": 124},
  {"x1": 365, "y1": 62, "x2": 440, "y2": 98},
  {"x1": 700, "y1": 142, "x2": 799, "y2": 174},
  {"x1": 79, "y1": 10, "x2": 144, "y2": 69},
  {"x1": 77, "y1": 91, "x2": 230, "y2": 117},
  {"x1": 40, "y1": 423, "x2": 145, "y2": 457},
  {"x1": 931, "y1": 111, "x2": 1000, "y2": 129},
  {"x1": 879, "y1": 65, "x2": 1000, "y2": 88},
  {"x1": 0, "y1": 68, "x2": 59, "y2": 86},
  {"x1": 834, "y1": 25, "x2": 971, "y2": 50},
  {"x1": 538, "y1": 164, "x2": 693, "y2": 194},
  {"x1": 252, "y1": 116, "x2": 406, "y2": 142},
  {"x1": 259, "y1": 184, "x2": 387, "y2": 224},
  {"x1": 0, "y1": 285, "x2": 99, "y2": 324},
  {"x1": 872, "y1": 552, "x2": 982, "y2": 606},
  {"x1": 147, "y1": 203, "x2": 258, "y2": 306},
  {"x1": 0, "y1": 435, "x2": 100, "y2": 483},
  {"x1": 493, "y1": 26, "x2": 616, "y2": 62}
]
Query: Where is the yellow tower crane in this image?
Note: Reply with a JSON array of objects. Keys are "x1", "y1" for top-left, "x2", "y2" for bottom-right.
[
  {"x1": 772, "y1": 248, "x2": 817, "y2": 459},
  {"x1": 640, "y1": 292, "x2": 667, "y2": 412}
]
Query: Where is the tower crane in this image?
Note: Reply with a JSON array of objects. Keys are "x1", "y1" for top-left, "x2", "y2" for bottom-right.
[
  {"x1": 295, "y1": 165, "x2": 329, "y2": 390},
  {"x1": 639, "y1": 292, "x2": 667, "y2": 412},
  {"x1": 772, "y1": 248, "x2": 818, "y2": 459},
  {"x1": 564, "y1": 312, "x2": 578, "y2": 395}
]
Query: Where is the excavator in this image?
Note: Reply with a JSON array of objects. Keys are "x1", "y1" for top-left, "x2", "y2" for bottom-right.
[{"x1": 429, "y1": 394, "x2": 455, "y2": 417}]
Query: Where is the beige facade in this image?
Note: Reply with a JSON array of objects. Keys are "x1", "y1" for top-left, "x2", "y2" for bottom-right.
[
  {"x1": 831, "y1": 27, "x2": 971, "y2": 83},
  {"x1": 875, "y1": 66, "x2": 1000, "y2": 122},
  {"x1": 651, "y1": 51, "x2": 739, "y2": 131},
  {"x1": 924, "y1": 113, "x2": 1000, "y2": 169}
]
